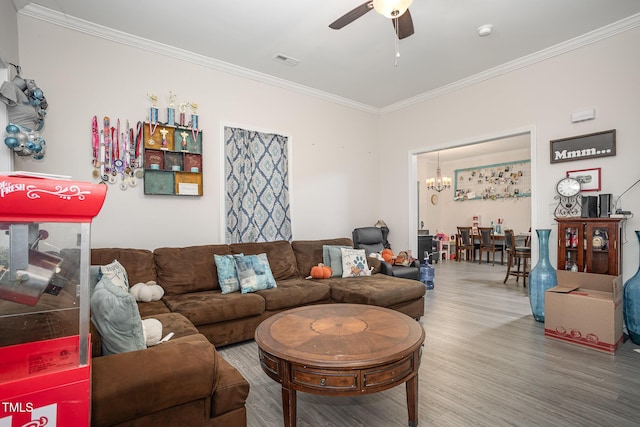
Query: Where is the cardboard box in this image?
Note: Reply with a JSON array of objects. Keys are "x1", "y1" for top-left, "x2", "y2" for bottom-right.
[{"x1": 544, "y1": 270, "x2": 623, "y2": 354}]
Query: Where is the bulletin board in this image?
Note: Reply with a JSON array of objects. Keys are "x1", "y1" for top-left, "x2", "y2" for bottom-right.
[{"x1": 454, "y1": 159, "x2": 531, "y2": 201}]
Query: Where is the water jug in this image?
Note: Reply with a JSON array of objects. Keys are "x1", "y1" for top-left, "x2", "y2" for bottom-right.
[{"x1": 420, "y1": 258, "x2": 435, "y2": 289}]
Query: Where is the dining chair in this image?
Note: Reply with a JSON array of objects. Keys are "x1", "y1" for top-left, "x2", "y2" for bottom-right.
[
  {"x1": 503, "y1": 228, "x2": 531, "y2": 286},
  {"x1": 456, "y1": 227, "x2": 475, "y2": 262},
  {"x1": 478, "y1": 226, "x2": 504, "y2": 265}
]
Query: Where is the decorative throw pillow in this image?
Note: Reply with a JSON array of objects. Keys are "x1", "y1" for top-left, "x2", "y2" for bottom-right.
[
  {"x1": 322, "y1": 245, "x2": 351, "y2": 277},
  {"x1": 234, "y1": 253, "x2": 277, "y2": 294},
  {"x1": 98, "y1": 259, "x2": 129, "y2": 292},
  {"x1": 341, "y1": 247, "x2": 372, "y2": 278},
  {"x1": 214, "y1": 253, "x2": 242, "y2": 294},
  {"x1": 90, "y1": 275, "x2": 146, "y2": 356}
]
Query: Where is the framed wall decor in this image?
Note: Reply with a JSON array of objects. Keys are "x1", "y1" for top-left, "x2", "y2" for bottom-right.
[
  {"x1": 454, "y1": 159, "x2": 531, "y2": 201},
  {"x1": 566, "y1": 167, "x2": 601, "y2": 192},
  {"x1": 550, "y1": 129, "x2": 615, "y2": 164}
]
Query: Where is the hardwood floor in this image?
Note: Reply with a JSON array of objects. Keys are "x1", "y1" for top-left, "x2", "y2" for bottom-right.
[{"x1": 218, "y1": 260, "x2": 640, "y2": 427}]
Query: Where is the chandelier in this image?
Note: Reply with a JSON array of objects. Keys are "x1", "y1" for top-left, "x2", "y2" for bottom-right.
[{"x1": 425, "y1": 152, "x2": 452, "y2": 192}]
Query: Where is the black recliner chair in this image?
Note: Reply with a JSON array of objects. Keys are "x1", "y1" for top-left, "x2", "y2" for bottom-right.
[{"x1": 352, "y1": 227, "x2": 420, "y2": 281}]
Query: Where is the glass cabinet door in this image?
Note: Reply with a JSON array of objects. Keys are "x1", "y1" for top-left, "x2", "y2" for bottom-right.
[{"x1": 585, "y1": 223, "x2": 616, "y2": 274}]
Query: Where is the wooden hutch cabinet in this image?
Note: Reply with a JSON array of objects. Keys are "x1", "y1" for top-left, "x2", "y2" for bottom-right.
[{"x1": 555, "y1": 217, "x2": 624, "y2": 275}]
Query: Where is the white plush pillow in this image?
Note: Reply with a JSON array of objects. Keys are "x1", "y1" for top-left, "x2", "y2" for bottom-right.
[
  {"x1": 340, "y1": 248, "x2": 372, "y2": 278},
  {"x1": 90, "y1": 276, "x2": 146, "y2": 355}
]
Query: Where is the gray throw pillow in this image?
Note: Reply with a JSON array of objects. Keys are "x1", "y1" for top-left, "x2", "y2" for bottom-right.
[
  {"x1": 323, "y1": 245, "x2": 351, "y2": 277},
  {"x1": 90, "y1": 276, "x2": 146, "y2": 356}
]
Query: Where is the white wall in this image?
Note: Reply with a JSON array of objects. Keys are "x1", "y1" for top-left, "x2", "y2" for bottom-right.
[
  {"x1": 15, "y1": 15, "x2": 380, "y2": 249},
  {"x1": 418, "y1": 147, "x2": 531, "y2": 237},
  {"x1": 379, "y1": 27, "x2": 640, "y2": 280},
  {"x1": 0, "y1": 0, "x2": 19, "y2": 172}
]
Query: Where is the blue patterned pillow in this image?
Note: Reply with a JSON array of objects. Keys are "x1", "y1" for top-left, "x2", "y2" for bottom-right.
[
  {"x1": 234, "y1": 253, "x2": 277, "y2": 293},
  {"x1": 214, "y1": 254, "x2": 242, "y2": 294},
  {"x1": 322, "y1": 245, "x2": 351, "y2": 277},
  {"x1": 341, "y1": 248, "x2": 372, "y2": 277}
]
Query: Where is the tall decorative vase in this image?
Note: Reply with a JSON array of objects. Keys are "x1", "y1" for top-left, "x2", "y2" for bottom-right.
[
  {"x1": 623, "y1": 230, "x2": 640, "y2": 345},
  {"x1": 528, "y1": 229, "x2": 557, "y2": 322}
]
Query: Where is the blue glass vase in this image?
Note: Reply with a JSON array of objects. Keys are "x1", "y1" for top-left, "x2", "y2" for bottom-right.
[
  {"x1": 623, "y1": 230, "x2": 640, "y2": 345},
  {"x1": 528, "y1": 229, "x2": 557, "y2": 322}
]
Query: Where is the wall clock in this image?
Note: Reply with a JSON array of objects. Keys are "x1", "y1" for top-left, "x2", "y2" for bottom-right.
[
  {"x1": 431, "y1": 194, "x2": 438, "y2": 205},
  {"x1": 554, "y1": 176, "x2": 582, "y2": 218}
]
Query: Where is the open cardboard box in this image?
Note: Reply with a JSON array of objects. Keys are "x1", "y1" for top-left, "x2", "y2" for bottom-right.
[{"x1": 544, "y1": 270, "x2": 623, "y2": 354}]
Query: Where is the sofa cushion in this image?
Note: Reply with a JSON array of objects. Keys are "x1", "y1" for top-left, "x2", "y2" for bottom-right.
[
  {"x1": 90, "y1": 276, "x2": 146, "y2": 355},
  {"x1": 230, "y1": 240, "x2": 298, "y2": 280},
  {"x1": 154, "y1": 245, "x2": 231, "y2": 295},
  {"x1": 147, "y1": 312, "x2": 200, "y2": 338},
  {"x1": 235, "y1": 253, "x2": 277, "y2": 293},
  {"x1": 162, "y1": 290, "x2": 265, "y2": 325},
  {"x1": 256, "y1": 278, "x2": 331, "y2": 311},
  {"x1": 292, "y1": 238, "x2": 353, "y2": 278},
  {"x1": 328, "y1": 275, "x2": 426, "y2": 307},
  {"x1": 91, "y1": 334, "x2": 215, "y2": 427},
  {"x1": 91, "y1": 248, "x2": 156, "y2": 285}
]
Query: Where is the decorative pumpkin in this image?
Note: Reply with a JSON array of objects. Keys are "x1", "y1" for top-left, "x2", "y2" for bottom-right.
[
  {"x1": 310, "y1": 263, "x2": 332, "y2": 279},
  {"x1": 381, "y1": 248, "x2": 394, "y2": 263}
]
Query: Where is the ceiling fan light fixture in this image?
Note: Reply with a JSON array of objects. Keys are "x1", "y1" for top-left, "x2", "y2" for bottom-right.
[{"x1": 373, "y1": 0, "x2": 414, "y2": 19}]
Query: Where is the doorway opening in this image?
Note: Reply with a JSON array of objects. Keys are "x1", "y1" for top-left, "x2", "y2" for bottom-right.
[{"x1": 408, "y1": 127, "x2": 537, "y2": 260}]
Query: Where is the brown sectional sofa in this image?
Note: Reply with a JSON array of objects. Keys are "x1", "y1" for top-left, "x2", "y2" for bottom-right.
[{"x1": 89, "y1": 237, "x2": 426, "y2": 427}]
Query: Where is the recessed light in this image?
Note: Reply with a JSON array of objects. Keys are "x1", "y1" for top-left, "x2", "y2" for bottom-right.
[{"x1": 477, "y1": 24, "x2": 493, "y2": 37}]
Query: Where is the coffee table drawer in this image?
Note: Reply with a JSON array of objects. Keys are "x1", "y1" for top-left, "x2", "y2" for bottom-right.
[
  {"x1": 292, "y1": 366, "x2": 358, "y2": 391},
  {"x1": 363, "y1": 356, "x2": 414, "y2": 388}
]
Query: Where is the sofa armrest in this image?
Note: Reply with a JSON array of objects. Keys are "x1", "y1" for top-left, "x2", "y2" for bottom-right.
[
  {"x1": 92, "y1": 334, "x2": 216, "y2": 427},
  {"x1": 379, "y1": 261, "x2": 394, "y2": 276}
]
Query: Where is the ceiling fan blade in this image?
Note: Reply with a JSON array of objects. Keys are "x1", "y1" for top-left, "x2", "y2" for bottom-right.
[
  {"x1": 329, "y1": 1, "x2": 373, "y2": 30},
  {"x1": 392, "y1": 9, "x2": 415, "y2": 39}
]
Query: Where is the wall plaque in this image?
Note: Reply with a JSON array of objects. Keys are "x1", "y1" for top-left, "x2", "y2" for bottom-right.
[{"x1": 550, "y1": 129, "x2": 616, "y2": 164}]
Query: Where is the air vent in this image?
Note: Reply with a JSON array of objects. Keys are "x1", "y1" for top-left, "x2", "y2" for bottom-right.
[{"x1": 272, "y1": 53, "x2": 300, "y2": 67}]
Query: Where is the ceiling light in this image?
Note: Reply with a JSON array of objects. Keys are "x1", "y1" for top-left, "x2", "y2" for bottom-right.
[
  {"x1": 477, "y1": 24, "x2": 493, "y2": 37},
  {"x1": 425, "y1": 152, "x2": 452, "y2": 193},
  {"x1": 373, "y1": 0, "x2": 414, "y2": 19}
]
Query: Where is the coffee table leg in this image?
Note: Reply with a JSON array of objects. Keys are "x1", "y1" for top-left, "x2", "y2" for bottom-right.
[
  {"x1": 406, "y1": 374, "x2": 418, "y2": 427},
  {"x1": 282, "y1": 386, "x2": 297, "y2": 427}
]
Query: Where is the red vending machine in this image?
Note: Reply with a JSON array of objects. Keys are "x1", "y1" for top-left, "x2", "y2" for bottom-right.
[{"x1": 0, "y1": 174, "x2": 107, "y2": 427}]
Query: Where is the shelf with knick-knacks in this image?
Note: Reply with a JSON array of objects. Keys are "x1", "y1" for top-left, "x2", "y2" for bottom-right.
[{"x1": 143, "y1": 122, "x2": 203, "y2": 196}]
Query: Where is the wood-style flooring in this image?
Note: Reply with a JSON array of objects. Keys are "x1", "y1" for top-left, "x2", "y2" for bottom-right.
[{"x1": 218, "y1": 260, "x2": 640, "y2": 427}]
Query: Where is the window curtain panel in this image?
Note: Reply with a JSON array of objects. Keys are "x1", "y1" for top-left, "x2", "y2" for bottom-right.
[{"x1": 224, "y1": 126, "x2": 292, "y2": 243}]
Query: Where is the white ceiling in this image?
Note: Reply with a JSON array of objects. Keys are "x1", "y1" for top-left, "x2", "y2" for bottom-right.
[{"x1": 13, "y1": 0, "x2": 640, "y2": 111}]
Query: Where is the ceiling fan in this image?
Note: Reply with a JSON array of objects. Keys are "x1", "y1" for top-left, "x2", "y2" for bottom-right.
[{"x1": 329, "y1": 0, "x2": 415, "y2": 39}]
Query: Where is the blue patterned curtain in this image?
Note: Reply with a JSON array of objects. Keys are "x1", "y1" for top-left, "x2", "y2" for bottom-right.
[{"x1": 224, "y1": 126, "x2": 292, "y2": 243}]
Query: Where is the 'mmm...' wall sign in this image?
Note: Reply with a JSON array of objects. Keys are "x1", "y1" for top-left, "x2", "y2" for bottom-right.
[{"x1": 550, "y1": 129, "x2": 616, "y2": 164}]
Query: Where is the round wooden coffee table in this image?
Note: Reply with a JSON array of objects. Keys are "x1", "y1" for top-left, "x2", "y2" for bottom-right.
[{"x1": 255, "y1": 303, "x2": 425, "y2": 427}]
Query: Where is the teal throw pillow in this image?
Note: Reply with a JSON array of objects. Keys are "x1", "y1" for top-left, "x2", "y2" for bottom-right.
[
  {"x1": 322, "y1": 245, "x2": 351, "y2": 277},
  {"x1": 90, "y1": 276, "x2": 146, "y2": 355},
  {"x1": 214, "y1": 254, "x2": 242, "y2": 294},
  {"x1": 234, "y1": 253, "x2": 277, "y2": 294}
]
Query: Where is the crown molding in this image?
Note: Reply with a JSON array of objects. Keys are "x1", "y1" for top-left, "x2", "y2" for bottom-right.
[
  {"x1": 18, "y1": 4, "x2": 380, "y2": 116},
  {"x1": 381, "y1": 12, "x2": 640, "y2": 114},
  {"x1": 19, "y1": 5, "x2": 640, "y2": 116}
]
